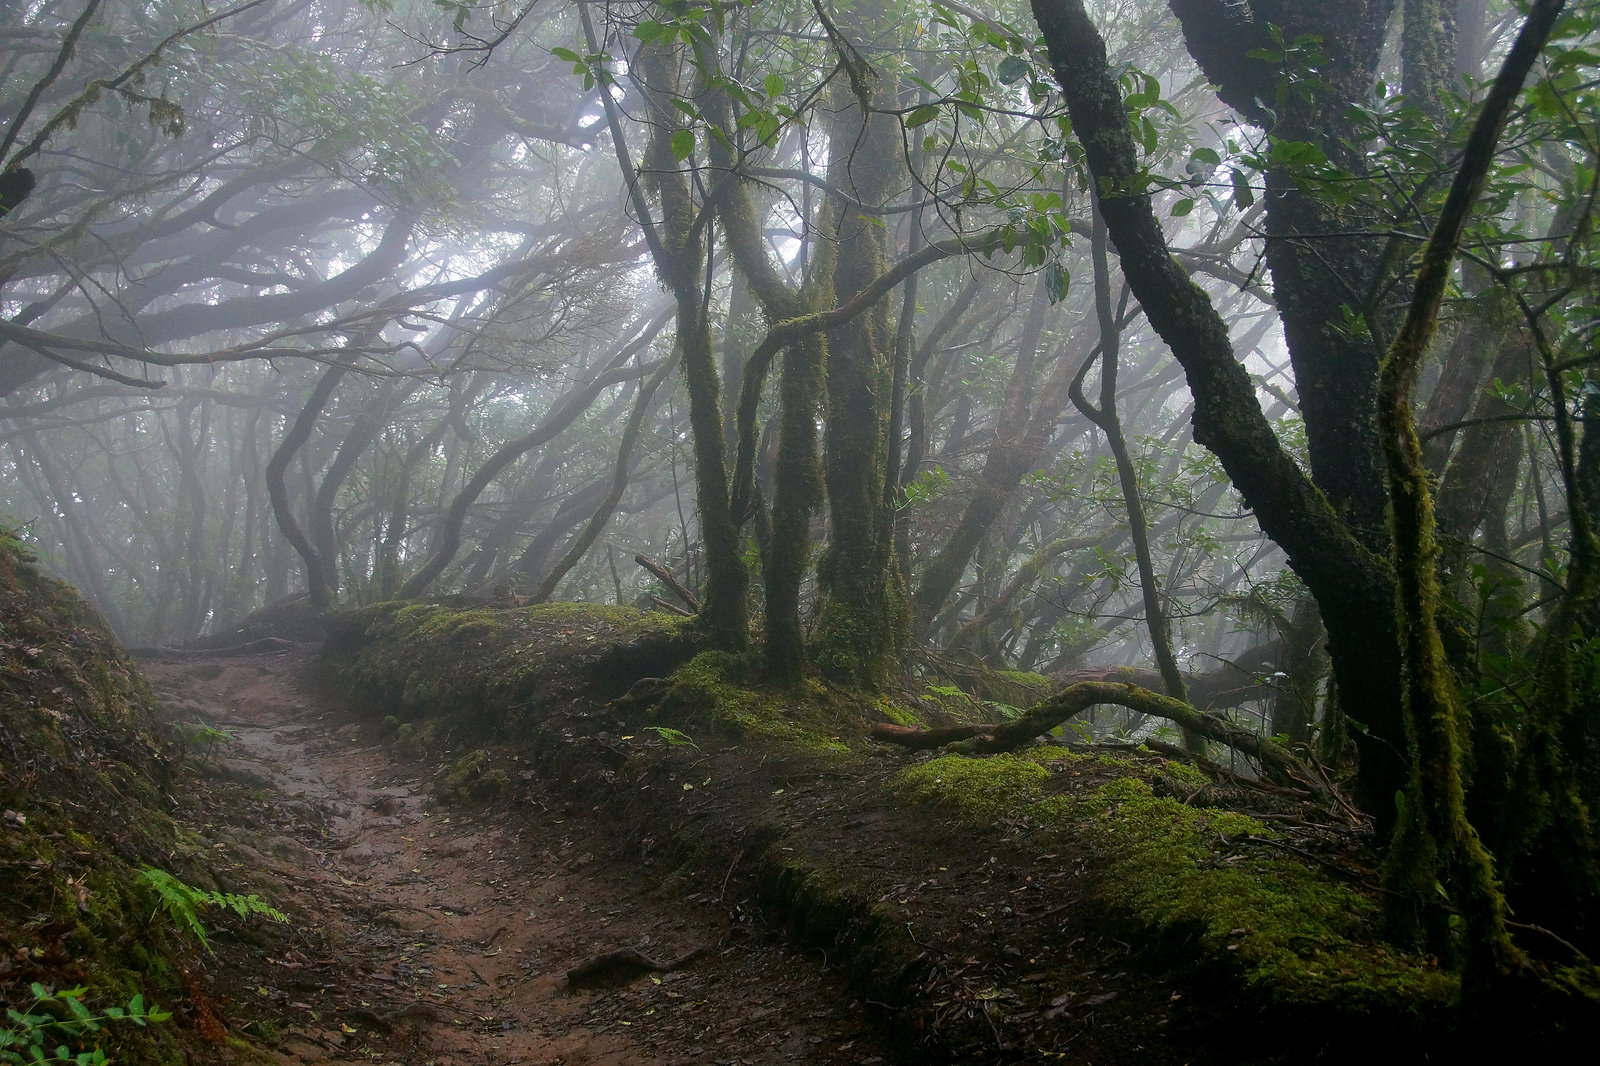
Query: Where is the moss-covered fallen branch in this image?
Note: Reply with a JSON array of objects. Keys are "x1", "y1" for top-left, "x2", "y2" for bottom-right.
[{"x1": 873, "y1": 680, "x2": 1325, "y2": 794}]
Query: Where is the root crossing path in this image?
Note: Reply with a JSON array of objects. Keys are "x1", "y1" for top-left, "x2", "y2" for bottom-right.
[{"x1": 143, "y1": 649, "x2": 889, "y2": 1066}]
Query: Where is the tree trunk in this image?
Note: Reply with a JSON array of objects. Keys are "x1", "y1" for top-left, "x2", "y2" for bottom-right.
[
  {"x1": 266, "y1": 361, "x2": 348, "y2": 611},
  {"x1": 811, "y1": 50, "x2": 909, "y2": 686},
  {"x1": 1030, "y1": 0, "x2": 1409, "y2": 825},
  {"x1": 1071, "y1": 204, "x2": 1196, "y2": 748}
]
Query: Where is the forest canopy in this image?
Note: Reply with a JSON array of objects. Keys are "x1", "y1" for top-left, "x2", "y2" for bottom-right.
[{"x1": 2, "y1": 0, "x2": 1599, "y2": 983}]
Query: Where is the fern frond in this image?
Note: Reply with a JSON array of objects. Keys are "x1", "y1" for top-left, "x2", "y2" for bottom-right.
[{"x1": 139, "y1": 867, "x2": 287, "y2": 954}]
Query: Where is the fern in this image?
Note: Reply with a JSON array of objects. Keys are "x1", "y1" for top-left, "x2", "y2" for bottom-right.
[{"x1": 139, "y1": 867, "x2": 287, "y2": 953}]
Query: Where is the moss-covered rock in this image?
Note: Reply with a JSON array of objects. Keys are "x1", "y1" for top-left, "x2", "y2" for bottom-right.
[{"x1": 436, "y1": 749, "x2": 509, "y2": 802}]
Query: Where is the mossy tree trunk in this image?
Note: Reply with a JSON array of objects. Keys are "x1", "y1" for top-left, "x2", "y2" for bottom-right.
[
  {"x1": 703, "y1": 62, "x2": 835, "y2": 685},
  {"x1": 1376, "y1": 0, "x2": 1567, "y2": 975},
  {"x1": 1168, "y1": 0, "x2": 1397, "y2": 548},
  {"x1": 580, "y1": 6, "x2": 749, "y2": 650},
  {"x1": 1029, "y1": 0, "x2": 1409, "y2": 825},
  {"x1": 810, "y1": 40, "x2": 910, "y2": 687}
]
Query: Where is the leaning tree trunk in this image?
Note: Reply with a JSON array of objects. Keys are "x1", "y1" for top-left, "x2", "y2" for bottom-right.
[
  {"x1": 1071, "y1": 204, "x2": 1197, "y2": 749},
  {"x1": 531, "y1": 357, "x2": 674, "y2": 602},
  {"x1": 266, "y1": 360, "x2": 349, "y2": 611}
]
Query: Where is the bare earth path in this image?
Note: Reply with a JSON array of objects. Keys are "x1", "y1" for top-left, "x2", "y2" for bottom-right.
[{"x1": 141, "y1": 648, "x2": 891, "y2": 1066}]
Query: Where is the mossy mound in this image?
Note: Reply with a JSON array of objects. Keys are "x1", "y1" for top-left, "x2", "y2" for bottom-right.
[
  {"x1": 894, "y1": 749, "x2": 1457, "y2": 1028},
  {"x1": 653, "y1": 651, "x2": 864, "y2": 754},
  {"x1": 0, "y1": 531, "x2": 192, "y2": 1063},
  {"x1": 322, "y1": 599, "x2": 697, "y2": 734}
]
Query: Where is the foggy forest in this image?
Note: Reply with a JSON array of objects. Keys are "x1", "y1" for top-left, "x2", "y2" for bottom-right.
[{"x1": 3, "y1": 0, "x2": 1600, "y2": 1061}]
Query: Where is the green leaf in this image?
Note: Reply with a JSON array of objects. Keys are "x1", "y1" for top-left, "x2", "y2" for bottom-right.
[
  {"x1": 549, "y1": 46, "x2": 580, "y2": 63},
  {"x1": 1268, "y1": 139, "x2": 1327, "y2": 167},
  {"x1": 1045, "y1": 263, "x2": 1071, "y2": 303},
  {"x1": 1171, "y1": 197, "x2": 1194, "y2": 217},
  {"x1": 996, "y1": 55, "x2": 1030, "y2": 85},
  {"x1": 763, "y1": 73, "x2": 785, "y2": 98},
  {"x1": 644, "y1": 726, "x2": 700, "y2": 750},
  {"x1": 904, "y1": 104, "x2": 940, "y2": 128},
  {"x1": 1229, "y1": 169, "x2": 1254, "y2": 208},
  {"x1": 1190, "y1": 146, "x2": 1220, "y2": 166},
  {"x1": 671, "y1": 128, "x2": 696, "y2": 162}
]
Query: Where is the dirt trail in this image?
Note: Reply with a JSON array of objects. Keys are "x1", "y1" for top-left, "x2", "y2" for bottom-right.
[{"x1": 142, "y1": 649, "x2": 890, "y2": 1066}]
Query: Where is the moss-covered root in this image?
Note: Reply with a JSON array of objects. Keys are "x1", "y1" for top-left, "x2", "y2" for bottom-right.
[{"x1": 962, "y1": 681, "x2": 1322, "y2": 792}]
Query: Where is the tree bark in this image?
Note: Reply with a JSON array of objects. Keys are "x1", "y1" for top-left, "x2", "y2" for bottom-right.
[
  {"x1": 1029, "y1": 0, "x2": 1409, "y2": 824},
  {"x1": 1373, "y1": 0, "x2": 1564, "y2": 974},
  {"x1": 266, "y1": 361, "x2": 349, "y2": 610}
]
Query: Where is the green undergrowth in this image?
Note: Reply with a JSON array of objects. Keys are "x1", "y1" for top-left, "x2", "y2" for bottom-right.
[
  {"x1": 0, "y1": 531, "x2": 197, "y2": 1063},
  {"x1": 894, "y1": 750, "x2": 1458, "y2": 1021}
]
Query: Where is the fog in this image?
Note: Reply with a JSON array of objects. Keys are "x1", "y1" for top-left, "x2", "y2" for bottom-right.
[{"x1": 0, "y1": 0, "x2": 1592, "y2": 756}]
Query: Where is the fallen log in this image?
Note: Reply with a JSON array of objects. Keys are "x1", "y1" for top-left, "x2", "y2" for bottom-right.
[
  {"x1": 868, "y1": 723, "x2": 994, "y2": 749},
  {"x1": 635, "y1": 553, "x2": 700, "y2": 612},
  {"x1": 872, "y1": 680, "x2": 1326, "y2": 795}
]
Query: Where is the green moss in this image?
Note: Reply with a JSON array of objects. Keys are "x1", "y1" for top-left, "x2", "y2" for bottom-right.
[
  {"x1": 324, "y1": 600, "x2": 690, "y2": 732},
  {"x1": 893, "y1": 752, "x2": 1053, "y2": 823},
  {"x1": 657, "y1": 651, "x2": 857, "y2": 754},
  {"x1": 973, "y1": 669, "x2": 1056, "y2": 708},
  {"x1": 1086, "y1": 778, "x2": 1455, "y2": 1009},
  {"x1": 874, "y1": 699, "x2": 922, "y2": 727},
  {"x1": 892, "y1": 751, "x2": 1457, "y2": 1017},
  {"x1": 1, "y1": 531, "x2": 194, "y2": 1062},
  {"x1": 437, "y1": 750, "x2": 507, "y2": 802},
  {"x1": 1147, "y1": 753, "x2": 1211, "y2": 792}
]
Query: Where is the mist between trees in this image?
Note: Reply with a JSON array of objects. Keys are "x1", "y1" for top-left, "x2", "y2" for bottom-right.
[{"x1": 2, "y1": 0, "x2": 1598, "y2": 980}]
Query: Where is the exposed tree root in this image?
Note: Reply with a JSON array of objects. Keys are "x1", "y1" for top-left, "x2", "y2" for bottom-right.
[{"x1": 565, "y1": 945, "x2": 706, "y2": 987}]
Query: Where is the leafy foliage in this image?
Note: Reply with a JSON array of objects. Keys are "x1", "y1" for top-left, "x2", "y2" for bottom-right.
[
  {"x1": 138, "y1": 867, "x2": 287, "y2": 954},
  {"x1": 0, "y1": 984, "x2": 169, "y2": 1066}
]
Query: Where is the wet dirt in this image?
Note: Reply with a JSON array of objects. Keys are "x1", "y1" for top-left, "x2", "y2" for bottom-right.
[{"x1": 143, "y1": 648, "x2": 892, "y2": 1066}]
